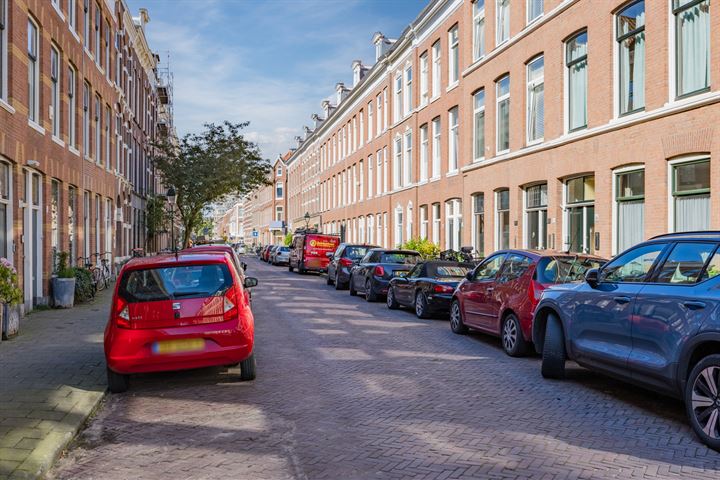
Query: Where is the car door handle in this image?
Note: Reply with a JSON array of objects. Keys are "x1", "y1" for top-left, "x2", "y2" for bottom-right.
[
  {"x1": 683, "y1": 301, "x2": 706, "y2": 310},
  {"x1": 613, "y1": 296, "x2": 632, "y2": 304}
]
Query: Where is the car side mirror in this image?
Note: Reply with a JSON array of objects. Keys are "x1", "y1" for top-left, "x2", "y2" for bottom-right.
[
  {"x1": 465, "y1": 271, "x2": 473, "y2": 281},
  {"x1": 244, "y1": 277, "x2": 259, "y2": 288},
  {"x1": 585, "y1": 268, "x2": 599, "y2": 289}
]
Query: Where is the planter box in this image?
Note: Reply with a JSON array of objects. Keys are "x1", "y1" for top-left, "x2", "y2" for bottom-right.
[
  {"x1": 1, "y1": 303, "x2": 21, "y2": 340},
  {"x1": 52, "y1": 277, "x2": 76, "y2": 308}
]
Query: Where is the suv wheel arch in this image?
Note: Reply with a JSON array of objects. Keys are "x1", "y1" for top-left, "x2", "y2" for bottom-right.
[
  {"x1": 678, "y1": 334, "x2": 720, "y2": 393},
  {"x1": 533, "y1": 306, "x2": 561, "y2": 354}
]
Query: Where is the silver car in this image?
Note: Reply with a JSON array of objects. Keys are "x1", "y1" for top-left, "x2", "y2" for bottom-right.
[{"x1": 272, "y1": 246, "x2": 291, "y2": 265}]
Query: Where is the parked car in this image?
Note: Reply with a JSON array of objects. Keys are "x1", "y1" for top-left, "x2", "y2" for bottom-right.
[
  {"x1": 261, "y1": 245, "x2": 274, "y2": 262},
  {"x1": 348, "y1": 249, "x2": 421, "y2": 302},
  {"x1": 266, "y1": 246, "x2": 279, "y2": 263},
  {"x1": 387, "y1": 260, "x2": 474, "y2": 318},
  {"x1": 104, "y1": 251, "x2": 259, "y2": 393},
  {"x1": 271, "y1": 246, "x2": 291, "y2": 265},
  {"x1": 326, "y1": 243, "x2": 379, "y2": 289},
  {"x1": 531, "y1": 233, "x2": 720, "y2": 451},
  {"x1": 183, "y1": 244, "x2": 248, "y2": 276},
  {"x1": 451, "y1": 250, "x2": 604, "y2": 357},
  {"x1": 288, "y1": 231, "x2": 340, "y2": 274}
]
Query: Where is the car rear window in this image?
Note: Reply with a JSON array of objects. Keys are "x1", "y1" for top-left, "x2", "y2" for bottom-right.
[
  {"x1": 345, "y1": 246, "x2": 372, "y2": 260},
  {"x1": 430, "y1": 265, "x2": 472, "y2": 277},
  {"x1": 119, "y1": 263, "x2": 233, "y2": 303},
  {"x1": 536, "y1": 256, "x2": 604, "y2": 284},
  {"x1": 278, "y1": 247, "x2": 290, "y2": 252},
  {"x1": 380, "y1": 253, "x2": 420, "y2": 264}
]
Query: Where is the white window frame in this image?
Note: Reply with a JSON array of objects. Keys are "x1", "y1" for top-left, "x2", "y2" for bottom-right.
[
  {"x1": 394, "y1": 205, "x2": 404, "y2": 246},
  {"x1": 94, "y1": 94, "x2": 101, "y2": 164},
  {"x1": 376, "y1": 149, "x2": 383, "y2": 195},
  {"x1": 473, "y1": 0, "x2": 486, "y2": 61},
  {"x1": 495, "y1": 189, "x2": 511, "y2": 250},
  {"x1": 367, "y1": 101, "x2": 373, "y2": 141},
  {"x1": 420, "y1": 124, "x2": 429, "y2": 181},
  {"x1": 27, "y1": 17, "x2": 40, "y2": 124},
  {"x1": 670, "y1": 0, "x2": 711, "y2": 101},
  {"x1": 565, "y1": 31, "x2": 588, "y2": 133},
  {"x1": 276, "y1": 181, "x2": 283, "y2": 199},
  {"x1": 496, "y1": 75, "x2": 510, "y2": 155},
  {"x1": 68, "y1": 0, "x2": 77, "y2": 31},
  {"x1": 376, "y1": 93, "x2": 382, "y2": 135},
  {"x1": 561, "y1": 175, "x2": 596, "y2": 253},
  {"x1": 445, "y1": 198, "x2": 462, "y2": 250},
  {"x1": 0, "y1": 0, "x2": 8, "y2": 102},
  {"x1": 406, "y1": 202, "x2": 413, "y2": 241},
  {"x1": 612, "y1": 165, "x2": 645, "y2": 255},
  {"x1": 404, "y1": 65, "x2": 413, "y2": 116},
  {"x1": 368, "y1": 155, "x2": 374, "y2": 198},
  {"x1": 0, "y1": 161, "x2": 14, "y2": 262},
  {"x1": 394, "y1": 73, "x2": 403, "y2": 123},
  {"x1": 431, "y1": 41, "x2": 441, "y2": 98},
  {"x1": 496, "y1": 0, "x2": 510, "y2": 46},
  {"x1": 448, "y1": 107, "x2": 459, "y2": 173},
  {"x1": 359, "y1": 160, "x2": 364, "y2": 201},
  {"x1": 473, "y1": 89, "x2": 485, "y2": 161},
  {"x1": 523, "y1": 183, "x2": 548, "y2": 250},
  {"x1": 526, "y1": 55, "x2": 544, "y2": 145},
  {"x1": 448, "y1": 26, "x2": 459, "y2": 86},
  {"x1": 50, "y1": 45, "x2": 61, "y2": 139},
  {"x1": 420, "y1": 205, "x2": 428, "y2": 240},
  {"x1": 420, "y1": 52, "x2": 429, "y2": 106},
  {"x1": 667, "y1": 154, "x2": 711, "y2": 233},
  {"x1": 432, "y1": 203, "x2": 441, "y2": 245},
  {"x1": 431, "y1": 117, "x2": 441, "y2": 179},
  {"x1": 393, "y1": 135, "x2": 402, "y2": 189},
  {"x1": 527, "y1": 0, "x2": 543, "y2": 24}
]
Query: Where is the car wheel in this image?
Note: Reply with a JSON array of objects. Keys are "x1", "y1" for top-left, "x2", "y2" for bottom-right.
[
  {"x1": 298, "y1": 261, "x2": 306, "y2": 274},
  {"x1": 107, "y1": 367, "x2": 129, "y2": 394},
  {"x1": 288, "y1": 263, "x2": 294, "y2": 272},
  {"x1": 386, "y1": 287, "x2": 399, "y2": 309},
  {"x1": 349, "y1": 276, "x2": 358, "y2": 296},
  {"x1": 365, "y1": 279, "x2": 378, "y2": 302},
  {"x1": 415, "y1": 292, "x2": 430, "y2": 319},
  {"x1": 541, "y1": 313, "x2": 566, "y2": 379},
  {"x1": 240, "y1": 352, "x2": 257, "y2": 381},
  {"x1": 326, "y1": 271, "x2": 334, "y2": 285},
  {"x1": 450, "y1": 300, "x2": 468, "y2": 334},
  {"x1": 334, "y1": 272, "x2": 345, "y2": 290},
  {"x1": 685, "y1": 354, "x2": 720, "y2": 451},
  {"x1": 501, "y1": 313, "x2": 529, "y2": 357}
]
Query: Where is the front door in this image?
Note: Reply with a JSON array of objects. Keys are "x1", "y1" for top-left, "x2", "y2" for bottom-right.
[
  {"x1": 460, "y1": 253, "x2": 506, "y2": 329},
  {"x1": 22, "y1": 170, "x2": 43, "y2": 308},
  {"x1": 569, "y1": 243, "x2": 667, "y2": 377}
]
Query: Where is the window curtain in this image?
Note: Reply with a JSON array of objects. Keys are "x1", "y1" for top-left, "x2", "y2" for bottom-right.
[
  {"x1": 569, "y1": 60, "x2": 587, "y2": 129},
  {"x1": 620, "y1": 15, "x2": 645, "y2": 113},
  {"x1": 618, "y1": 199, "x2": 644, "y2": 252},
  {"x1": 474, "y1": 16, "x2": 485, "y2": 59},
  {"x1": 677, "y1": 1, "x2": 710, "y2": 96},
  {"x1": 529, "y1": 82, "x2": 544, "y2": 140},
  {"x1": 475, "y1": 110, "x2": 485, "y2": 158},
  {"x1": 675, "y1": 194, "x2": 710, "y2": 231}
]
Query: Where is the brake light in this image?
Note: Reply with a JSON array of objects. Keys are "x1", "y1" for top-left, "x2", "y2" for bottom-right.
[
  {"x1": 529, "y1": 280, "x2": 546, "y2": 308},
  {"x1": 433, "y1": 284, "x2": 455, "y2": 294},
  {"x1": 339, "y1": 258, "x2": 354, "y2": 267},
  {"x1": 373, "y1": 265, "x2": 385, "y2": 277},
  {"x1": 115, "y1": 297, "x2": 131, "y2": 329},
  {"x1": 223, "y1": 288, "x2": 238, "y2": 321}
]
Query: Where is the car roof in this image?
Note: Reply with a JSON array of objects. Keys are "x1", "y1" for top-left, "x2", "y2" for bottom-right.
[
  {"x1": 491, "y1": 249, "x2": 606, "y2": 261},
  {"x1": 369, "y1": 248, "x2": 420, "y2": 255},
  {"x1": 422, "y1": 260, "x2": 475, "y2": 268},
  {"x1": 185, "y1": 245, "x2": 233, "y2": 253},
  {"x1": 123, "y1": 252, "x2": 231, "y2": 270},
  {"x1": 649, "y1": 231, "x2": 720, "y2": 242}
]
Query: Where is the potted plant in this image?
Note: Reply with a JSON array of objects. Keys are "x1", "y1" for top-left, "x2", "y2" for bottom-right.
[
  {"x1": 52, "y1": 251, "x2": 76, "y2": 308},
  {"x1": 0, "y1": 257, "x2": 23, "y2": 339}
]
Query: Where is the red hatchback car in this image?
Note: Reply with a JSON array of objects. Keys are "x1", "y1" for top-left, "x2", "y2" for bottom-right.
[
  {"x1": 450, "y1": 250, "x2": 604, "y2": 357},
  {"x1": 104, "y1": 252, "x2": 258, "y2": 393}
]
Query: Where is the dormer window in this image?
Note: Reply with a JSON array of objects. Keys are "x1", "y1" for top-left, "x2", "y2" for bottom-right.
[{"x1": 277, "y1": 165, "x2": 283, "y2": 177}]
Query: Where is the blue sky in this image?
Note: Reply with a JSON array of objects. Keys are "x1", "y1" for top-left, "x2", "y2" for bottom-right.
[{"x1": 126, "y1": 0, "x2": 427, "y2": 160}]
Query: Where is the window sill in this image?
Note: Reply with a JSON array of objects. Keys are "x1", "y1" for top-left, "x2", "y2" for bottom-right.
[
  {"x1": 429, "y1": 176, "x2": 441, "y2": 183},
  {"x1": 69, "y1": 28, "x2": 80, "y2": 43},
  {"x1": 0, "y1": 99, "x2": 15, "y2": 114},
  {"x1": 84, "y1": 48, "x2": 94, "y2": 61},
  {"x1": 51, "y1": 2, "x2": 66, "y2": 20},
  {"x1": 446, "y1": 171, "x2": 459, "y2": 178},
  {"x1": 51, "y1": 136, "x2": 65, "y2": 147},
  {"x1": 496, "y1": 149, "x2": 510, "y2": 156},
  {"x1": 69, "y1": 146, "x2": 80, "y2": 156},
  {"x1": 472, "y1": 157, "x2": 486, "y2": 163},
  {"x1": 28, "y1": 120, "x2": 46, "y2": 135},
  {"x1": 446, "y1": 82, "x2": 459, "y2": 93},
  {"x1": 430, "y1": 95, "x2": 441, "y2": 105},
  {"x1": 525, "y1": 138, "x2": 544, "y2": 148}
]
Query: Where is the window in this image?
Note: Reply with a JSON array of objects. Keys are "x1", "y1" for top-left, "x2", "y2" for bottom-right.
[
  {"x1": 395, "y1": 206, "x2": 404, "y2": 246},
  {"x1": 404, "y1": 66, "x2": 413, "y2": 115},
  {"x1": 50, "y1": 180, "x2": 60, "y2": 270},
  {"x1": 360, "y1": 111, "x2": 364, "y2": 146},
  {"x1": 674, "y1": 0, "x2": 710, "y2": 98},
  {"x1": 359, "y1": 160, "x2": 364, "y2": 201},
  {"x1": 94, "y1": 3, "x2": 100, "y2": 64},
  {"x1": 432, "y1": 203, "x2": 441, "y2": 244},
  {"x1": 275, "y1": 206, "x2": 283, "y2": 222},
  {"x1": 394, "y1": 74, "x2": 403, "y2": 123},
  {"x1": 376, "y1": 150, "x2": 383, "y2": 195},
  {"x1": 94, "y1": 95, "x2": 101, "y2": 163},
  {"x1": 655, "y1": 242, "x2": 717, "y2": 284},
  {"x1": 420, "y1": 124, "x2": 429, "y2": 181},
  {"x1": 527, "y1": 0, "x2": 543, "y2": 23},
  {"x1": 615, "y1": 169, "x2": 645, "y2": 253},
  {"x1": 527, "y1": 56, "x2": 544, "y2": 143},
  {"x1": 276, "y1": 181, "x2": 283, "y2": 199},
  {"x1": 525, "y1": 184, "x2": 547, "y2": 249},
  {"x1": 68, "y1": 187, "x2": 77, "y2": 264},
  {"x1": 565, "y1": 175, "x2": 595, "y2": 253},
  {"x1": 420, "y1": 52, "x2": 429, "y2": 105},
  {"x1": 448, "y1": 26, "x2": 459, "y2": 85},
  {"x1": 276, "y1": 165, "x2": 282, "y2": 176},
  {"x1": 432, "y1": 41, "x2": 441, "y2": 97},
  {"x1": 367, "y1": 214, "x2": 375, "y2": 243},
  {"x1": 83, "y1": 0, "x2": 90, "y2": 48},
  {"x1": 566, "y1": 31, "x2": 588, "y2": 131},
  {"x1": 617, "y1": 1, "x2": 645, "y2": 114},
  {"x1": 473, "y1": 89, "x2": 485, "y2": 161},
  {"x1": 601, "y1": 243, "x2": 664, "y2": 283},
  {"x1": 0, "y1": 0, "x2": 7, "y2": 101},
  {"x1": 403, "y1": 131, "x2": 412, "y2": 186},
  {"x1": 497, "y1": 0, "x2": 510, "y2": 45},
  {"x1": 496, "y1": 189, "x2": 510, "y2": 249},
  {"x1": 368, "y1": 101, "x2": 373, "y2": 141},
  {"x1": 406, "y1": 203, "x2": 413, "y2": 240},
  {"x1": 83, "y1": 82, "x2": 90, "y2": 155},
  {"x1": 474, "y1": 253, "x2": 506, "y2": 281},
  {"x1": 472, "y1": 193, "x2": 485, "y2": 256},
  {"x1": 27, "y1": 18, "x2": 39, "y2": 123},
  {"x1": 448, "y1": 107, "x2": 459, "y2": 172},
  {"x1": 383, "y1": 88, "x2": 389, "y2": 130},
  {"x1": 105, "y1": 19, "x2": 110, "y2": 76},
  {"x1": 496, "y1": 75, "x2": 510, "y2": 153},
  {"x1": 105, "y1": 106, "x2": 111, "y2": 169},
  {"x1": 95, "y1": 195, "x2": 100, "y2": 256},
  {"x1": 68, "y1": 66, "x2": 77, "y2": 147},
  {"x1": 672, "y1": 159, "x2": 710, "y2": 232},
  {"x1": 51, "y1": 46, "x2": 61, "y2": 138},
  {"x1": 431, "y1": 117, "x2": 441, "y2": 178},
  {"x1": 473, "y1": 0, "x2": 486, "y2": 60},
  {"x1": 445, "y1": 199, "x2": 462, "y2": 250},
  {"x1": 393, "y1": 136, "x2": 402, "y2": 189},
  {"x1": 83, "y1": 191, "x2": 90, "y2": 258},
  {"x1": 0, "y1": 162, "x2": 11, "y2": 258},
  {"x1": 498, "y1": 254, "x2": 533, "y2": 282},
  {"x1": 420, "y1": 205, "x2": 429, "y2": 239},
  {"x1": 68, "y1": 0, "x2": 76, "y2": 30},
  {"x1": 383, "y1": 146, "x2": 389, "y2": 192}
]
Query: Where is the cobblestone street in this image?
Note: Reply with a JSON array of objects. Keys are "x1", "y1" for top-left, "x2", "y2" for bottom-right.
[{"x1": 50, "y1": 258, "x2": 720, "y2": 479}]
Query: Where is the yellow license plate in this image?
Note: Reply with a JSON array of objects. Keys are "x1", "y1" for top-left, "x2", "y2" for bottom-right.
[{"x1": 153, "y1": 338, "x2": 205, "y2": 355}]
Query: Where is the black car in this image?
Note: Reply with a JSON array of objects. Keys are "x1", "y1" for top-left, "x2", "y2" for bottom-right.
[
  {"x1": 326, "y1": 243, "x2": 379, "y2": 290},
  {"x1": 386, "y1": 261, "x2": 474, "y2": 318},
  {"x1": 349, "y1": 249, "x2": 421, "y2": 302}
]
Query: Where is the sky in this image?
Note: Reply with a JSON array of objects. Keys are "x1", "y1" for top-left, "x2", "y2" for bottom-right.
[{"x1": 126, "y1": 0, "x2": 428, "y2": 160}]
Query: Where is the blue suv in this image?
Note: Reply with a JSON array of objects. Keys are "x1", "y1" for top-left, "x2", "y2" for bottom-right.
[{"x1": 532, "y1": 232, "x2": 720, "y2": 450}]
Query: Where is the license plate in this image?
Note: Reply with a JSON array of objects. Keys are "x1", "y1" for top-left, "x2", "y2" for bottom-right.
[{"x1": 153, "y1": 338, "x2": 205, "y2": 355}]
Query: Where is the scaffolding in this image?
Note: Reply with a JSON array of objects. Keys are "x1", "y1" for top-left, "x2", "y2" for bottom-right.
[{"x1": 155, "y1": 51, "x2": 175, "y2": 140}]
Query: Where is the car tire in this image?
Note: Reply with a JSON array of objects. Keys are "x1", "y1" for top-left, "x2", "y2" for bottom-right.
[
  {"x1": 240, "y1": 352, "x2": 257, "y2": 381},
  {"x1": 415, "y1": 292, "x2": 431, "y2": 319},
  {"x1": 349, "y1": 276, "x2": 358, "y2": 296},
  {"x1": 365, "y1": 279, "x2": 378, "y2": 302},
  {"x1": 288, "y1": 263, "x2": 294, "y2": 272},
  {"x1": 541, "y1": 313, "x2": 566, "y2": 379},
  {"x1": 334, "y1": 272, "x2": 345, "y2": 290},
  {"x1": 326, "y1": 272, "x2": 334, "y2": 285},
  {"x1": 685, "y1": 354, "x2": 720, "y2": 451},
  {"x1": 501, "y1": 313, "x2": 529, "y2": 357},
  {"x1": 298, "y1": 261, "x2": 306, "y2": 275},
  {"x1": 386, "y1": 287, "x2": 399, "y2": 309},
  {"x1": 107, "y1": 367, "x2": 129, "y2": 394},
  {"x1": 450, "y1": 300, "x2": 468, "y2": 334}
]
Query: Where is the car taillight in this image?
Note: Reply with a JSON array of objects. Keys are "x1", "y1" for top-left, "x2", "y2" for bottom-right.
[
  {"x1": 339, "y1": 258, "x2": 353, "y2": 267},
  {"x1": 529, "y1": 280, "x2": 546, "y2": 307},
  {"x1": 433, "y1": 284, "x2": 455, "y2": 294},
  {"x1": 223, "y1": 288, "x2": 238, "y2": 321},
  {"x1": 116, "y1": 297, "x2": 131, "y2": 328},
  {"x1": 373, "y1": 265, "x2": 385, "y2": 277}
]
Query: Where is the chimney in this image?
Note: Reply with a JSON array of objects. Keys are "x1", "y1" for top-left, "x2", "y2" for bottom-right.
[
  {"x1": 335, "y1": 82, "x2": 350, "y2": 105},
  {"x1": 303, "y1": 126, "x2": 313, "y2": 139},
  {"x1": 352, "y1": 60, "x2": 370, "y2": 87},
  {"x1": 321, "y1": 100, "x2": 336, "y2": 118},
  {"x1": 139, "y1": 8, "x2": 150, "y2": 26},
  {"x1": 311, "y1": 113, "x2": 324, "y2": 129},
  {"x1": 373, "y1": 32, "x2": 394, "y2": 62},
  {"x1": 294, "y1": 136, "x2": 303, "y2": 149}
]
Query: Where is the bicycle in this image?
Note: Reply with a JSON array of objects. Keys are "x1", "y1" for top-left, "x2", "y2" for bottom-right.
[
  {"x1": 76, "y1": 256, "x2": 98, "y2": 299},
  {"x1": 90, "y1": 252, "x2": 113, "y2": 292},
  {"x1": 439, "y1": 247, "x2": 484, "y2": 265}
]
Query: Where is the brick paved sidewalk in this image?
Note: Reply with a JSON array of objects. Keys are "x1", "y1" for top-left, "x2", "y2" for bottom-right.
[{"x1": 0, "y1": 289, "x2": 111, "y2": 480}]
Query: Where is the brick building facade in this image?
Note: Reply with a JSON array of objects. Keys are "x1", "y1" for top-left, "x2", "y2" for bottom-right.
[
  {"x1": 0, "y1": 0, "x2": 172, "y2": 309},
  {"x1": 277, "y1": 0, "x2": 718, "y2": 261}
]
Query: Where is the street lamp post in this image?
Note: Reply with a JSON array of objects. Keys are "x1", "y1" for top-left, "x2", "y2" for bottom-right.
[
  {"x1": 304, "y1": 212, "x2": 310, "y2": 229},
  {"x1": 166, "y1": 186, "x2": 176, "y2": 251}
]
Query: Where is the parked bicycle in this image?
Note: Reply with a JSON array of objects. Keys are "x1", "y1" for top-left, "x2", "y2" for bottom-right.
[
  {"x1": 438, "y1": 246, "x2": 483, "y2": 265},
  {"x1": 90, "y1": 252, "x2": 113, "y2": 292}
]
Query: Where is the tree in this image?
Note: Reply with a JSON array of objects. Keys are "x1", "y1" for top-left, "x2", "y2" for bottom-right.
[
  {"x1": 145, "y1": 195, "x2": 169, "y2": 250},
  {"x1": 193, "y1": 216, "x2": 214, "y2": 239},
  {"x1": 152, "y1": 122, "x2": 270, "y2": 247}
]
